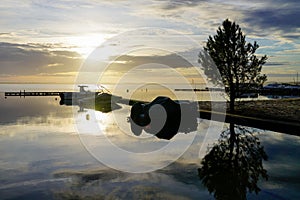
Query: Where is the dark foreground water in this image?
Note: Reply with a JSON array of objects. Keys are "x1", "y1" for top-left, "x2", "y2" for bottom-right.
[{"x1": 0, "y1": 84, "x2": 299, "y2": 199}]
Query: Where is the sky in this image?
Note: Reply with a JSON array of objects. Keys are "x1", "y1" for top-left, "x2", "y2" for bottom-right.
[{"x1": 0, "y1": 0, "x2": 299, "y2": 84}]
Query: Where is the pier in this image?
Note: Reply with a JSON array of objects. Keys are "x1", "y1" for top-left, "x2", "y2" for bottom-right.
[
  {"x1": 5, "y1": 90, "x2": 61, "y2": 97},
  {"x1": 175, "y1": 88, "x2": 209, "y2": 92}
]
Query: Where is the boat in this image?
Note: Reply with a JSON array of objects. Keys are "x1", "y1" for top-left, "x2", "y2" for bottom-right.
[
  {"x1": 59, "y1": 85, "x2": 122, "y2": 113},
  {"x1": 59, "y1": 85, "x2": 98, "y2": 102}
]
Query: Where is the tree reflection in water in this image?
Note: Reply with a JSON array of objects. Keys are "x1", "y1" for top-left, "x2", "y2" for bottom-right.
[{"x1": 198, "y1": 123, "x2": 268, "y2": 200}]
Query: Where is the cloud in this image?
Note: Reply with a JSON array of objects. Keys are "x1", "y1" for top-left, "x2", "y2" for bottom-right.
[
  {"x1": 0, "y1": 0, "x2": 299, "y2": 81},
  {"x1": 264, "y1": 62, "x2": 289, "y2": 66},
  {"x1": 0, "y1": 42, "x2": 82, "y2": 76},
  {"x1": 85, "y1": 49, "x2": 207, "y2": 85},
  {"x1": 0, "y1": 32, "x2": 14, "y2": 36},
  {"x1": 244, "y1": 7, "x2": 300, "y2": 34},
  {"x1": 131, "y1": 0, "x2": 300, "y2": 44},
  {"x1": 267, "y1": 73, "x2": 297, "y2": 77},
  {"x1": 108, "y1": 53, "x2": 193, "y2": 71},
  {"x1": 157, "y1": 0, "x2": 205, "y2": 10},
  {"x1": 241, "y1": 0, "x2": 300, "y2": 40},
  {"x1": 51, "y1": 50, "x2": 81, "y2": 58}
]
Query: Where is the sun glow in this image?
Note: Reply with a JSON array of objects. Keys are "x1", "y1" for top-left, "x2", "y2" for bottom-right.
[{"x1": 66, "y1": 34, "x2": 108, "y2": 58}]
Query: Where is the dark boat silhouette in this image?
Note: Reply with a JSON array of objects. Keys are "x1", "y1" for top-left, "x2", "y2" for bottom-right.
[{"x1": 60, "y1": 85, "x2": 122, "y2": 113}]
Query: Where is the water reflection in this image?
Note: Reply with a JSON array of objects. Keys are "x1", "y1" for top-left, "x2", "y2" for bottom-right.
[
  {"x1": 52, "y1": 163, "x2": 205, "y2": 200},
  {"x1": 128, "y1": 96, "x2": 199, "y2": 140},
  {"x1": 198, "y1": 123, "x2": 268, "y2": 200},
  {"x1": 0, "y1": 93, "x2": 72, "y2": 125},
  {"x1": 1, "y1": 89, "x2": 300, "y2": 199}
]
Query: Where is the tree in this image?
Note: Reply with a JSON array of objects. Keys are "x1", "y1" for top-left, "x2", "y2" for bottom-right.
[{"x1": 199, "y1": 19, "x2": 267, "y2": 113}]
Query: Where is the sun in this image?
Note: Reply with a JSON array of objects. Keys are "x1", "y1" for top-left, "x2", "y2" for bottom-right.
[{"x1": 66, "y1": 34, "x2": 107, "y2": 58}]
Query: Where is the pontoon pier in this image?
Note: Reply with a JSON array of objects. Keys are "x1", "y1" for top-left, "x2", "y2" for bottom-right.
[
  {"x1": 5, "y1": 90, "x2": 61, "y2": 97},
  {"x1": 4, "y1": 86, "x2": 97, "y2": 99}
]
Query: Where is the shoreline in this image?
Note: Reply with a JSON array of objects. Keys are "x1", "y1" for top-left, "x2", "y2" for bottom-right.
[
  {"x1": 198, "y1": 98, "x2": 300, "y2": 123},
  {"x1": 198, "y1": 98, "x2": 300, "y2": 136}
]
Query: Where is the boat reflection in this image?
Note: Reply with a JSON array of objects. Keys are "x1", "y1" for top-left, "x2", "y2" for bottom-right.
[{"x1": 198, "y1": 123, "x2": 268, "y2": 200}]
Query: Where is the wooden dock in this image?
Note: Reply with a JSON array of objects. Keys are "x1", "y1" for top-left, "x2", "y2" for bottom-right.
[
  {"x1": 175, "y1": 88, "x2": 209, "y2": 92},
  {"x1": 174, "y1": 88, "x2": 224, "y2": 92},
  {"x1": 5, "y1": 91, "x2": 61, "y2": 97}
]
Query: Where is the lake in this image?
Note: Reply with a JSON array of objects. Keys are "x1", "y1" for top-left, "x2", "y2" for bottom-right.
[{"x1": 0, "y1": 84, "x2": 299, "y2": 199}]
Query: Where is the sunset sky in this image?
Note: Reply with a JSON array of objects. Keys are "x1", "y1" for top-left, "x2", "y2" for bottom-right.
[{"x1": 0, "y1": 0, "x2": 299, "y2": 84}]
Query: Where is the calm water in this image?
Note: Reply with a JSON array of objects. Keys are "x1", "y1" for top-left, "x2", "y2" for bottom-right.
[{"x1": 0, "y1": 84, "x2": 299, "y2": 199}]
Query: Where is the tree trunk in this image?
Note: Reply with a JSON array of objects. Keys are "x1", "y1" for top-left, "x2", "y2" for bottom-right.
[
  {"x1": 229, "y1": 82, "x2": 236, "y2": 158},
  {"x1": 229, "y1": 83, "x2": 235, "y2": 113}
]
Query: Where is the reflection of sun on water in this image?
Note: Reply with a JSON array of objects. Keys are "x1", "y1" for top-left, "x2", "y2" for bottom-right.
[
  {"x1": 95, "y1": 110, "x2": 111, "y2": 126},
  {"x1": 76, "y1": 109, "x2": 109, "y2": 136}
]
